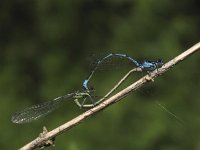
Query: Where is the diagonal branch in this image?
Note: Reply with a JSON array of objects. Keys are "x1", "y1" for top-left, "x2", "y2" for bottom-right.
[{"x1": 20, "y1": 42, "x2": 200, "y2": 150}]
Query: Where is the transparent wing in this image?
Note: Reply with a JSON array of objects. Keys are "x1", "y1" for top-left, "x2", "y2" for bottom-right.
[
  {"x1": 90, "y1": 53, "x2": 139, "y2": 70},
  {"x1": 11, "y1": 94, "x2": 74, "y2": 123}
]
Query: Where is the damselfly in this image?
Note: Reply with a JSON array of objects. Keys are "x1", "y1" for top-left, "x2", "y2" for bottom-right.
[{"x1": 83, "y1": 53, "x2": 163, "y2": 92}]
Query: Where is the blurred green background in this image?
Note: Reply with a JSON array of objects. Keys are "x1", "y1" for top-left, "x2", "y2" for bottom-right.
[{"x1": 0, "y1": 0, "x2": 200, "y2": 149}]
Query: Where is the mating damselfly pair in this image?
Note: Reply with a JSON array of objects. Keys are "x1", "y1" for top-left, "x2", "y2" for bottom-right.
[{"x1": 11, "y1": 53, "x2": 163, "y2": 124}]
